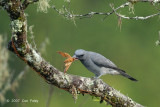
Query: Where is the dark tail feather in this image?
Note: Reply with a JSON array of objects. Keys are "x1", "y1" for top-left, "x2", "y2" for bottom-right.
[{"x1": 118, "y1": 70, "x2": 138, "y2": 82}]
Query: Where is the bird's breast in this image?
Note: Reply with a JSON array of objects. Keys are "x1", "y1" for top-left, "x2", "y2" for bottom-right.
[{"x1": 80, "y1": 59, "x2": 101, "y2": 75}]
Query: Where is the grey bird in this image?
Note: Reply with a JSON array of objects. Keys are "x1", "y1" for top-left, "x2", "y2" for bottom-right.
[{"x1": 73, "y1": 49, "x2": 137, "y2": 81}]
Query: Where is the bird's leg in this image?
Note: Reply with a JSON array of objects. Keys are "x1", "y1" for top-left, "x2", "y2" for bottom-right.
[
  {"x1": 91, "y1": 77, "x2": 98, "y2": 80},
  {"x1": 96, "y1": 74, "x2": 102, "y2": 78},
  {"x1": 91, "y1": 75, "x2": 101, "y2": 80}
]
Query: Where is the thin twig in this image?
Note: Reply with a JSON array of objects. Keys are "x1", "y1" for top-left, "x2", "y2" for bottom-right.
[
  {"x1": 128, "y1": 0, "x2": 160, "y2": 3},
  {"x1": 52, "y1": 2, "x2": 130, "y2": 19},
  {"x1": 110, "y1": 4, "x2": 160, "y2": 20},
  {"x1": 53, "y1": 1, "x2": 160, "y2": 21}
]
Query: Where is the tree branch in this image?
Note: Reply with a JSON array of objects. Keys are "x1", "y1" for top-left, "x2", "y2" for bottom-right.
[
  {"x1": 52, "y1": 2, "x2": 130, "y2": 19},
  {"x1": 1, "y1": 0, "x2": 144, "y2": 106},
  {"x1": 110, "y1": 4, "x2": 160, "y2": 20},
  {"x1": 128, "y1": 0, "x2": 160, "y2": 3},
  {"x1": 53, "y1": 1, "x2": 160, "y2": 20}
]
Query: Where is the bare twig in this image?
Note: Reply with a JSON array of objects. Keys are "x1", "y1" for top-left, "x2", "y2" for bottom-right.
[
  {"x1": 53, "y1": 0, "x2": 160, "y2": 21},
  {"x1": 52, "y1": 2, "x2": 130, "y2": 19},
  {"x1": 128, "y1": 0, "x2": 160, "y2": 3},
  {"x1": 110, "y1": 4, "x2": 160, "y2": 20}
]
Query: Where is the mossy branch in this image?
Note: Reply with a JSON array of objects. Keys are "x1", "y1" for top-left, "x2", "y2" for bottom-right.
[{"x1": 1, "y1": 0, "x2": 144, "y2": 106}]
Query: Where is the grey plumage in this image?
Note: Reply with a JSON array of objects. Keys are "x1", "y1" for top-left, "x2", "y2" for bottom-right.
[{"x1": 73, "y1": 49, "x2": 137, "y2": 81}]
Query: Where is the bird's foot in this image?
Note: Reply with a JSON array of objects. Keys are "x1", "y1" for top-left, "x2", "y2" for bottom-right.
[
  {"x1": 91, "y1": 76, "x2": 100, "y2": 80},
  {"x1": 91, "y1": 76, "x2": 103, "y2": 82}
]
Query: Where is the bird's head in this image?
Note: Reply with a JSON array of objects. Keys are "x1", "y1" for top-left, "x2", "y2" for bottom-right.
[{"x1": 73, "y1": 49, "x2": 86, "y2": 60}]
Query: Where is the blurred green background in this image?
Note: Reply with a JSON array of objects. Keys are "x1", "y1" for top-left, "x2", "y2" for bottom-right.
[{"x1": 0, "y1": 0, "x2": 160, "y2": 107}]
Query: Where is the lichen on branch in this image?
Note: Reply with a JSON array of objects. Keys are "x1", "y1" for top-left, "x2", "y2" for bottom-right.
[{"x1": 37, "y1": 0, "x2": 50, "y2": 13}]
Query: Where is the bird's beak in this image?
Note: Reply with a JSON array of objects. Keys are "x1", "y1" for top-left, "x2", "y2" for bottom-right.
[{"x1": 72, "y1": 55, "x2": 78, "y2": 60}]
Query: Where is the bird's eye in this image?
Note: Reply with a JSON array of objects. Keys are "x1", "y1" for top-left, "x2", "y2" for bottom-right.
[{"x1": 79, "y1": 54, "x2": 84, "y2": 57}]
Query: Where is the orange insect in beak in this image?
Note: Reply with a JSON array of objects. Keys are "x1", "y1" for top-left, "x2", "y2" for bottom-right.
[{"x1": 57, "y1": 51, "x2": 77, "y2": 73}]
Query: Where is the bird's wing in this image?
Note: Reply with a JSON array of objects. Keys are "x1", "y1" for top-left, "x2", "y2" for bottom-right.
[{"x1": 89, "y1": 52, "x2": 126, "y2": 73}]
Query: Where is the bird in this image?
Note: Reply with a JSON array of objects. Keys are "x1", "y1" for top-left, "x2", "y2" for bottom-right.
[{"x1": 72, "y1": 49, "x2": 137, "y2": 81}]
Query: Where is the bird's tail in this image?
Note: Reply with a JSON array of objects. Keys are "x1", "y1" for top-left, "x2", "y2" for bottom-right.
[{"x1": 118, "y1": 70, "x2": 138, "y2": 81}]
